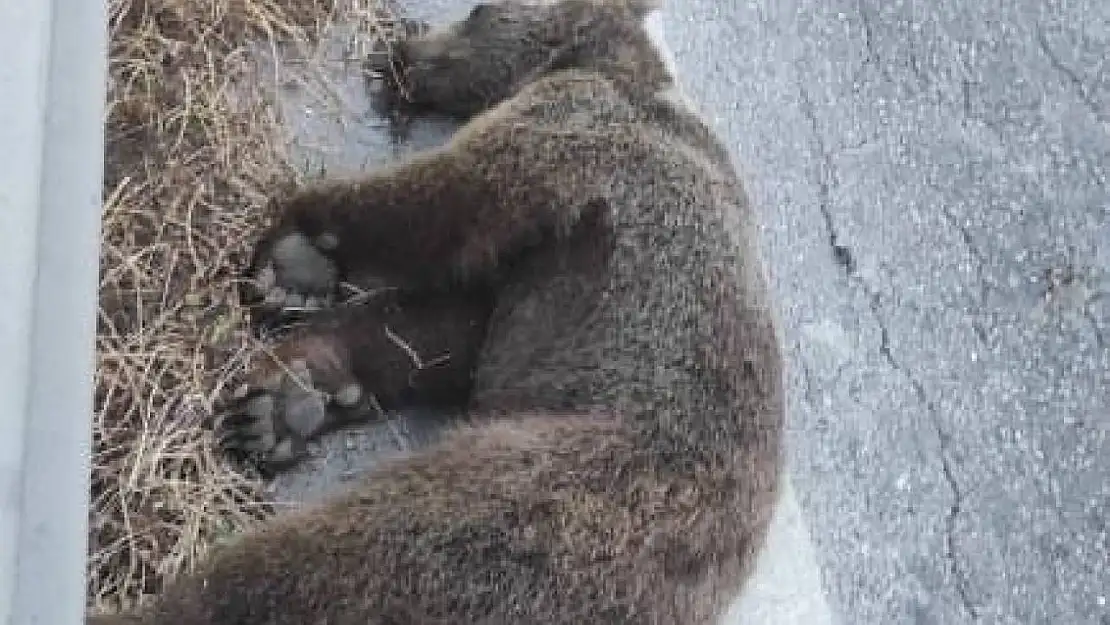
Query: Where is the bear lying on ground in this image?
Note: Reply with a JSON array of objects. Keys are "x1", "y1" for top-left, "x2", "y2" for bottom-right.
[{"x1": 90, "y1": 1, "x2": 785, "y2": 623}]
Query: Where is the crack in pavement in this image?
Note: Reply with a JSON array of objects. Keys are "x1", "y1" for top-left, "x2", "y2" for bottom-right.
[
  {"x1": 794, "y1": 340, "x2": 851, "y2": 430},
  {"x1": 795, "y1": 81, "x2": 856, "y2": 276},
  {"x1": 1035, "y1": 28, "x2": 1109, "y2": 127},
  {"x1": 797, "y1": 76, "x2": 982, "y2": 621},
  {"x1": 927, "y1": 180, "x2": 995, "y2": 354},
  {"x1": 937, "y1": 205, "x2": 985, "y2": 268},
  {"x1": 1082, "y1": 292, "x2": 1108, "y2": 349}
]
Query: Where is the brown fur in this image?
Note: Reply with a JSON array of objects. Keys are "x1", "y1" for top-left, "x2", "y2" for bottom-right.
[
  {"x1": 220, "y1": 289, "x2": 494, "y2": 472},
  {"x1": 95, "y1": 0, "x2": 786, "y2": 623}
]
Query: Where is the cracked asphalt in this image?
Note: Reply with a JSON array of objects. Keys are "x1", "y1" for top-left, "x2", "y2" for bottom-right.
[
  {"x1": 670, "y1": 0, "x2": 1109, "y2": 622},
  {"x1": 266, "y1": 0, "x2": 1109, "y2": 622}
]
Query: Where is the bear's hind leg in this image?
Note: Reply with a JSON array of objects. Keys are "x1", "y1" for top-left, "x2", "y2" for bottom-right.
[{"x1": 219, "y1": 289, "x2": 493, "y2": 473}]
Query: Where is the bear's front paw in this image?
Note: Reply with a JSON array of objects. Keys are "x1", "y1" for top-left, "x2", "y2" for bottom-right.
[{"x1": 243, "y1": 231, "x2": 341, "y2": 319}]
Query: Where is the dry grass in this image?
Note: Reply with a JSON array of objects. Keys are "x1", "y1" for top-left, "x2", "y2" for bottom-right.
[{"x1": 92, "y1": 0, "x2": 406, "y2": 612}]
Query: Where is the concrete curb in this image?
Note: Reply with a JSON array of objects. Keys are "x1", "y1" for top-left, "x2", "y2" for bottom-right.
[{"x1": 0, "y1": 0, "x2": 107, "y2": 623}]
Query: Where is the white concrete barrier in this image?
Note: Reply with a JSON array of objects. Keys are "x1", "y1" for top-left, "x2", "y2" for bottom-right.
[{"x1": 0, "y1": 1, "x2": 107, "y2": 623}]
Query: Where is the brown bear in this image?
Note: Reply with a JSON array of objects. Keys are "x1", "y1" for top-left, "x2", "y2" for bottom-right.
[{"x1": 92, "y1": 0, "x2": 786, "y2": 622}]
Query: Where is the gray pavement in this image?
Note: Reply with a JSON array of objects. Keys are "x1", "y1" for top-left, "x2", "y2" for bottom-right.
[
  {"x1": 262, "y1": 0, "x2": 1109, "y2": 623},
  {"x1": 684, "y1": 1, "x2": 1109, "y2": 623}
]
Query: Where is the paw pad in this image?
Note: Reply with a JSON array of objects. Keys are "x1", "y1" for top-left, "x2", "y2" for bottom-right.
[
  {"x1": 249, "y1": 232, "x2": 339, "y2": 314},
  {"x1": 218, "y1": 356, "x2": 367, "y2": 470},
  {"x1": 334, "y1": 383, "x2": 363, "y2": 408}
]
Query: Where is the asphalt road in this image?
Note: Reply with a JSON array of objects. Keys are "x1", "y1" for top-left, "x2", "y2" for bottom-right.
[
  {"x1": 676, "y1": 1, "x2": 1109, "y2": 623},
  {"x1": 266, "y1": 1, "x2": 1109, "y2": 623}
]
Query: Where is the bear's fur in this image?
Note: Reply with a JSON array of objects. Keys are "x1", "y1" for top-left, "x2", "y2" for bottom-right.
[{"x1": 94, "y1": 1, "x2": 786, "y2": 623}]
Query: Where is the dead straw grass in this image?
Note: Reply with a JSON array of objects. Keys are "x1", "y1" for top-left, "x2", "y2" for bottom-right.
[{"x1": 93, "y1": 0, "x2": 401, "y2": 612}]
